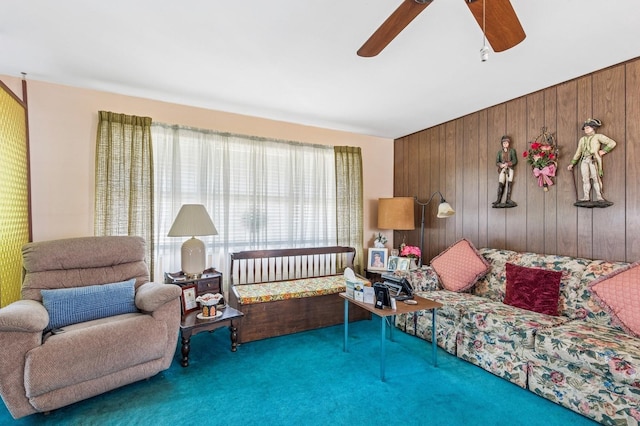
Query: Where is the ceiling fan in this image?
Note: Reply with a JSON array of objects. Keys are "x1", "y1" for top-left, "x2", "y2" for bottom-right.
[{"x1": 357, "y1": 0, "x2": 526, "y2": 57}]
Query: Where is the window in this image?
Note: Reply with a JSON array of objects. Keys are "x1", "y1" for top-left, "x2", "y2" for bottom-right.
[{"x1": 152, "y1": 123, "x2": 337, "y2": 280}]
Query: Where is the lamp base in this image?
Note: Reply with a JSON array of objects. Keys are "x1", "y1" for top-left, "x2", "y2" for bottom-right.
[{"x1": 181, "y1": 237, "x2": 206, "y2": 276}]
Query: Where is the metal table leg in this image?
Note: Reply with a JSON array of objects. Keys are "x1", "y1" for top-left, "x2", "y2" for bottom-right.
[
  {"x1": 380, "y1": 315, "x2": 386, "y2": 381},
  {"x1": 432, "y1": 308, "x2": 438, "y2": 367},
  {"x1": 343, "y1": 298, "x2": 349, "y2": 352}
]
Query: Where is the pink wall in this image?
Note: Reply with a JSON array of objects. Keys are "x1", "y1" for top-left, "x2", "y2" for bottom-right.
[{"x1": 1, "y1": 75, "x2": 394, "y2": 245}]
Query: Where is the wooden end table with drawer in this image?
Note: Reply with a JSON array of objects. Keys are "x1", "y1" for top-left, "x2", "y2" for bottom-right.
[{"x1": 165, "y1": 270, "x2": 223, "y2": 296}]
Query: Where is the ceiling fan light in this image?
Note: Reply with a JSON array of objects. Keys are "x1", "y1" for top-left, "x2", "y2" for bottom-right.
[{"x1": 480, "y1": 45, "x2": 489, "y2": 62}]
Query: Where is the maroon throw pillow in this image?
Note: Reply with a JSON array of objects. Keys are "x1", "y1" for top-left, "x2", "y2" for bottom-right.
[{"x1": 504, "y1": 263, "x2": 562, "y2": 316}]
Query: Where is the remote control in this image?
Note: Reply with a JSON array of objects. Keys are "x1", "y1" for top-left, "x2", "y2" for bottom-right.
[{"x1": 404, "y1": 299, "x2": 418, "y2": 305}]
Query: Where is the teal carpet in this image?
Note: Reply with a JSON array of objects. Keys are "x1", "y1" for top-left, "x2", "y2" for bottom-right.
[{"x1": 1, "y1": 318, "x2": 597, "y2": 425}]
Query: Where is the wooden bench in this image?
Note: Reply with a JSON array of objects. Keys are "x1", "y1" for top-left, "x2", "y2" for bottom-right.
[{"x1": 228, "y1": 246, "x2": 371, "y2": 343}]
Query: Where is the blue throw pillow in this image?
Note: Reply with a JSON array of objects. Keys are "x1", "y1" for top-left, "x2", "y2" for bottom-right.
[{"x1": 41, "y1": 278, "x2": 139, "y2": 330}]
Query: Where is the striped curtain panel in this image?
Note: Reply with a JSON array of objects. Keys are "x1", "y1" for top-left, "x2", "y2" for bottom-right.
[
  {"x1": 95, "y1": 111, "x2": 155, "y2": 278},
  {"x1": 334, "y1": 146, "x2": 364, "y2": 275}
]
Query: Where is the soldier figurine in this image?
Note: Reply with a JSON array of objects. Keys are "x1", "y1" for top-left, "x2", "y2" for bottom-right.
[
  {"x1": 567, "y1": 119, "x2": 616, "y2": 208},
  {"x1": 493, "y1": 135, "x2": 517, "y2": 208}
]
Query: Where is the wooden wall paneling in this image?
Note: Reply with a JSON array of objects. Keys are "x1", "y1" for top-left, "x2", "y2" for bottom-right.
[
  {"x1": 392, "y1": 136, "x2": 409, "y2": 249},
  {"x1": 410, "y1": 130, "x2": 420, "y2": 246},
  {"x1": 555, "y1": 80, "x2": 579, "y2": 257},
  {"x1": 429, "y1": 127, "x2": 443, "y2": 262},
  {"x1": 391, "y1": 137, "x2": 401, "y2": 250},
  {"x1": 393, "y1": 136, "x2": 406, "y2": 195},
  {"x1": 444, "y1": 121, "x2": 457, "y2": 250},
  {"x1": 394, "y1": 57, "x2": 640, "y2": 263},
  {"x1": 525, "y1": 90, "x2": 546, "y2": 254},
  {"x1": 477, "y1": 109, "x2": 489, "y2": 249},
  {"x1": 576, "y1": 76, "x2": 594, "y2": 259},
  {"x1": 592, "y1": 65, "x2": 626, "y2": 261},
  {"x1": 505, "y1": 97, "x2": 528, "y2": 252},
  {"x1": 626, "y1": 60, "x2": 640, "y2": 261},
  {"x1": 407, "y1": 133, "x2": 423, "y2": 248},
  {"x1": 486, "y1": 104, "x2": 507, "y2": 249},
  {"x1": 417, "y1": 128, "x2": 427, "y2": 258},
  {"x1": 543, "y1": 87, "x2": 559, "y2": 255},
  {"x1": 462, "y1": 113, "x2": 480, "y2": 246},
  {"x1": 438, "y1": 124, "x2": 449, "y2": 252},
  {"x1": 417, "y1": 127, "x2": 440, "y2": 259},
  {"x1": 454, "y1": 118, "x2": 465, "y2": 242}
]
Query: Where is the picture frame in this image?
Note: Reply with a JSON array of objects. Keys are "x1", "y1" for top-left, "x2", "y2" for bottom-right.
[
  {"x1": 387, "y1": 255, "x2": 400, "y2": 271},
  {"x1": 396, "y1": 257, "x2": 410, "y2": 272},
  {"x1": 367, "y1": 248, "x2": 388, "y2": 271},
  {"x1": 180, "y1": 284, "x2": 199, "y2": 315}
]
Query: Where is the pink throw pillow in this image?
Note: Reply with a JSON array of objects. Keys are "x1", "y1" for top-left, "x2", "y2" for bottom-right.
[
  {"x1": 504, "y1": 263, "x2": 562, "y2": 316},
  {"x1": 590, "y1": 262, "x2": 640, "y2": 337},
  {"x1": 430, "y1": 239, "x2": 490, "y2": 292}
]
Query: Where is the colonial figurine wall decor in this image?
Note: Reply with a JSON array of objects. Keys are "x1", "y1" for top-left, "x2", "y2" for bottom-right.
[
  {"x1": 523, "y1": 127, "x2": 558, "y2": 192},
  {"x1": 567, "y1": 119, "x2": 616, "y2": 208},
  {"x1": 493, "y1": 135, "x2": 517, "y2": 208}
]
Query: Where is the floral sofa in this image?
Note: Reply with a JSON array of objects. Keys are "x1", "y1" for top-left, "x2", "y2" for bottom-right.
[{"x1": 394, "y1": 239, "x2": 640, "y2": 425}]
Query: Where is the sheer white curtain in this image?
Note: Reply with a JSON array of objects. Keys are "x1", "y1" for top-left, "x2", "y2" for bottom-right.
[{"x1": 151, "y1": 123, "x2": 337, "y2": 282}]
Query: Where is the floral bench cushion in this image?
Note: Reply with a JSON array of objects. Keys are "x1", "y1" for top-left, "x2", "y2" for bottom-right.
[
  {"x1": 534, "y1": 321, "x2": 640, "y2": 385},
  {"x1": 460, "y1": 301, "x2": 569, "y2": 348},
  {"x1": 233, "y1": 275, "x2": 351, "y2": 305}
]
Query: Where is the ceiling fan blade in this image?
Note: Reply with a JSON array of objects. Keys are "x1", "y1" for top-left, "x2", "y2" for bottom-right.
[
  {"x1": 465, "y1": 0, "x2": 525, "y2": 52},
  {"x1": 358, "y1": 0, "x2": 433, "y2": 57}
]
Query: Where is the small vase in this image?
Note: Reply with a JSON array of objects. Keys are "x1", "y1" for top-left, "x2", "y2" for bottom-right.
[{"x1": 409, "y1": 258, "x2": 418, "y2": 270}]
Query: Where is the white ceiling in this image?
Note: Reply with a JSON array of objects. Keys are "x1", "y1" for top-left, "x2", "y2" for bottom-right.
[{"x1": 2, "y1": 1, "x2": 640, "y2": 139}]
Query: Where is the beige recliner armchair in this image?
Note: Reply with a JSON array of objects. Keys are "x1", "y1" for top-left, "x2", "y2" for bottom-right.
[{"x1": 0, "y1": 236, "x2": 182, "y2": 419}]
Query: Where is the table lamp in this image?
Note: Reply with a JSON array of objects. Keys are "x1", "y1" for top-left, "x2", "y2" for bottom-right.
[
  {"x1": 378, "y1": 197, "x2": 416, "y2": 248},
  {"x1": 168, "y1": 204, "x2": 218, "y2": 277}
]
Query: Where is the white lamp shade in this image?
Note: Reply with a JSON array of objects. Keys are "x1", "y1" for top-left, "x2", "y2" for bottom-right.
[
  {"x1": 437, "y1": 202, "x2": 455, "y2": 218},
  {"x1": 168, "y1": 204, "x2": 218, "y2": 237},
  {"x1": 168, "y1": 204, "x2": 217, "y2": 275}
]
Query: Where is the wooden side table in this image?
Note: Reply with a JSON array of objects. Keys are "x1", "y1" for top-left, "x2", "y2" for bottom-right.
[
  {"x1": 179, "y1": 306, "x2": 244, "y2": 367},
  {"x1": 165, "y1": 270, "x2": 223, "y2": 296},
  {"x1": 340, "y1": 292, "x2": 442, "y2": 381}
]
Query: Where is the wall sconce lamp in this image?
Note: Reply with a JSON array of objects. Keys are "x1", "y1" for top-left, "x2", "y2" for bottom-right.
[
  {"x1": 167, "y1": 204, "x2": 218, "y2": 277},
  {"x1": 415, "y1": 192, "x2": 455, "y2": 264},
  {"x1": 377, "y1": 197, "x2": 416, "y2": 246}
]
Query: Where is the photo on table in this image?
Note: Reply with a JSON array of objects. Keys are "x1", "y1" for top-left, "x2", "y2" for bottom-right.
[
  {"x1": 396, "y1": 257, "x2": 410, "y2": 272},
  {"x1": 368, "y1": 248, "x2": 388, "y2": 271},
  {"x1": 180, "y1": 284, "x2": 199, "y2": 314},
  {"x1": 387, "y1": 255, "x2": 400, "y2": 271}
]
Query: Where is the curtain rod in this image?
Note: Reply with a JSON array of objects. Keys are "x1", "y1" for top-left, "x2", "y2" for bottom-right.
[{"x1": 152, "y1": 121, "x2": 333, "y2": 150}]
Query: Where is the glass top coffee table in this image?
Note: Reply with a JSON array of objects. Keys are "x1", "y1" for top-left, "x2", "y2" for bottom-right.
[
  {"x1": 179, "y1": 305, "x2": 244, "y2": 367},
  {"x1": 340, "y1": 292, "x2": 442, "y2": 381}
]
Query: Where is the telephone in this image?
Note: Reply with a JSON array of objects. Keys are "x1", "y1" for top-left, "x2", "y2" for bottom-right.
[{"x1": 381, "y1": 273, "x2": 414, "y2": 301}]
